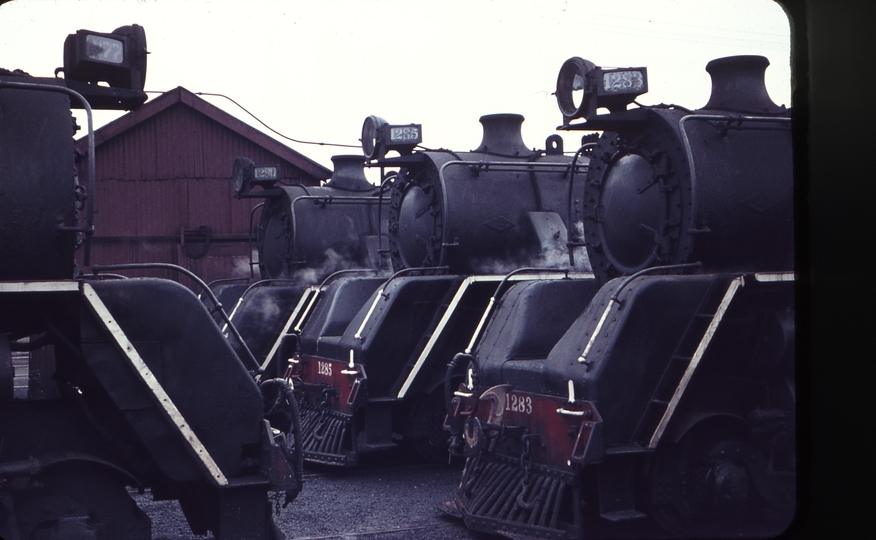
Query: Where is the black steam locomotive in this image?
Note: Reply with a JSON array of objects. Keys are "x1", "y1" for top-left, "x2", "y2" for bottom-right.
[
  {"x1": 1, "y1": 27, "x2": 300, "y2": 540},
  {"x1": 215, "y1": 153, "x2": 389, "y2": 379},
  {"x1": 442, "y1": 56, "x2": 794, "y2": 538},
  {"x1": 228, "y1": 110, "x2": 593, "y2": 466}
]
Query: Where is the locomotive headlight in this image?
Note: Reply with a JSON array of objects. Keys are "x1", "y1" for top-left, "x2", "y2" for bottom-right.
[
  {"x1": 556, "y1": 57, "x2": 597, "y2": 123},
  {"x1": 556, "y1": 58, "x2": 648, "y2": 124},
  {"x1": 362, "y1": 115, "x2": 387, "y2": 160},
  {"x1": 232, "y1": 157, "x2": 254, "y2": 195},
  {"x1": 232, "y1": 157, "x2": 279, "y2": 196},
  {"x1": 362, "y1": 115, "x2": 423, "y2": 160},
  {"x1": 63, "y1": 24, "x2": 147, "y2": 91}
]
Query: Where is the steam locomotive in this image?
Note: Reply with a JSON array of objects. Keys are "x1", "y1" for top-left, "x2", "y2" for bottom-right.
[
  {"x1": 215, "y1": 153, "x2": 390, "y2": 379},
  {"x1": 1, "y1": 26, "x2": 300, "y2": 540},
  {"x1": 228, "y1": 109, "x2": 594, "y2": 466},
  {"x1": 442, "y1": 56, "x2": 795, "y2": 538}
]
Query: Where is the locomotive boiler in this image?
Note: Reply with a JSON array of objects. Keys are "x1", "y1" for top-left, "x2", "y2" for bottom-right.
[
  {"x1": 1, "y1": 26, "x2": 300, "y2": 540},
  {"x1": 281, "y1": 113, "x2": 593, "y2": 466},
  {"x1": 234, "y1": 153, "x2": 388, "y2": 282},
  {"x1": 380, "y1": 113, "x2": 589, "y2": 273},
  {"x1": 219, "y1": 154, "x2": 389, "y2": 378},
  {"x1": 443, "y1": 55, "x2": 795, "y2": 539}
]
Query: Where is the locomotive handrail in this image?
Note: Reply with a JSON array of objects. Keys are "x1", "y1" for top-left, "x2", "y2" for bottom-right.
[
  {"x1": 289, "y1": 193, "x2": 385, "y2": 274},
  {"x1": 259, "y1": 268, "x2": 387, "y2": 369},
  {"x1": 439, "y1": 160, "x2": 584, "y2": 173},
  {"x1": 648, "y1": 274, "x2": 745, "y2": 448},
  {"x1": 80, "y1": 273, "x2": 129, "y2": 280},
  {"x1": 292, "y1": 286, "x2": 321, "y2": 333},
  {"x1": 247, "y1": 202, "x2": 265, "y2": 279},
  {"x1": 267, "y1": 270, "x2": 385, "y2": 347},
  {"x1": 91, "y1": 262, "x2": 262, "y2": 373},
  {"x1": 376, "y1": 172, "x2": 396, "y2": 256},
  {"x1": 318, "y1": 268, "x2": 382, "y2": 289},
  {"x1": 205, "y1": 276, "x2": 250, "y2": 289},
  {"x1": 80, "y1": 282, "x2": 229, "y2": 486},
  {"x1": 678, "y1": 114, "x2": 792, "y2": 239},
  {"x1": 396, "y1": 270, "x2": 591, "y2": 399},
  {"x1": 222, "y1": 278, "x2": 300, "y2": 332},
  {"x1": 436, "y1": 160, "x2": 589, "y2": 267},
  {"x1": 577, "y1": 262, "x2": 703, "y2": 368},
  {"x1": 288, "y1": 268, "x2": 384, "y2": 333},
  {"x1": 287, "y1": 269, "x2": 385, "y2": 338},
  {"x1": 463, "y1": 268, "x2": 579, "y2": 356},
  {"x1": 0, "y1": 80, "x2": 96, "y2": 266},
  {"x1": 353, "y1": 266, "x2": 449, "y2": 341}
]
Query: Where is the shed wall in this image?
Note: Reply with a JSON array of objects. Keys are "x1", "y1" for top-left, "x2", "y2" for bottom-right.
[{"x1": 76, "y1": 101, "x2": 323, "y2": 288}]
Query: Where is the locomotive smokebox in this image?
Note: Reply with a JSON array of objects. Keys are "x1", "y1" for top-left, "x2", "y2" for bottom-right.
[
  {"x1": 389, "y1": 114, "x2": 580, "y2": 274},
  {"x1": 474, "y1": 114, "x2": 531, "y2": 156},
  {"x1": 580, "y1": 55, "x2": 793, "y2": 282},
  {"x1": 326, "y1": 155, "x2": 374, "y2": 192},
  {"x1": 257, "y1": 156, "x2": 383, "y2": 281},
  {"x1": 703, "y1": 55, "x2": 784, "y2": 113}
]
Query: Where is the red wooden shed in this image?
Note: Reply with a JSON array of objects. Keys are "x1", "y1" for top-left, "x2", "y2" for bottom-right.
[{"x1": 74, "y1": 86, "x2": 331, "y2": 289}]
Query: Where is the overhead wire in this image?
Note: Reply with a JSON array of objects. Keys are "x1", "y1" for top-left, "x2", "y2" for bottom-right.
[{"x1": 143, "y1": 89, "x2": 360, "y2": 149}]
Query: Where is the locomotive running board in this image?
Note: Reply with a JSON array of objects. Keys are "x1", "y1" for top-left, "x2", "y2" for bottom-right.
[{"x1": 80, "y1": 282, "x2": 229, "y2": 486}]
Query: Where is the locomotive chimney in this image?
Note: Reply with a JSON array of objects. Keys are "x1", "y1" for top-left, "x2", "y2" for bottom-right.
[
  {"x1": 325, "y1": 155, "x2": 374, "y2": 191},
  {"x1": 703, "y1": 55, "x2": 784, "y2": 114},
  {"x1": 475, "y1": 113, "x2": 532, "y2": 155}
]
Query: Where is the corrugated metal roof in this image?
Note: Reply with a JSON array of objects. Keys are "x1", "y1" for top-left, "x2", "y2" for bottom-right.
[{"x1": 76, "y1": 87, "x2": 331, "y2": 180}]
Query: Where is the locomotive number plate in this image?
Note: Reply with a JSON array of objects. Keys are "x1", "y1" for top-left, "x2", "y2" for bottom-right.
[
  {"x1": 505, "y1": 393, "x2": 533, "y2": 414},
  {"x1": 317, "y1": 360, "x2": 333, "y2": 376},
  {"x1": 389, "y1": 126, "x2": 421, "y2": 142}
]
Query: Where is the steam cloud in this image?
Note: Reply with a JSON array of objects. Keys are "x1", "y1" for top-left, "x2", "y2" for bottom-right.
[
  {"x1": 470, "y1": 220, "x2": 592, "y2": 275},
  {"x1": 291, "y1": 247, "x2": 391, "y2": 286}
]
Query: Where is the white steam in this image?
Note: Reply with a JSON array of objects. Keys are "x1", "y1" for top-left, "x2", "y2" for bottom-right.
[
  {"x1": 291, "y1": 247, "x2": 391, "y2": 286},
  {"x1": 470, "y1": 220, "x2": 592, "y2": 274}
]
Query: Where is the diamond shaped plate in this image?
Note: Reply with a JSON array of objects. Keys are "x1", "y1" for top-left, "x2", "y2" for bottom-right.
[{"x1": 482, "y1": 216, "x2": 514, "y2": 232}]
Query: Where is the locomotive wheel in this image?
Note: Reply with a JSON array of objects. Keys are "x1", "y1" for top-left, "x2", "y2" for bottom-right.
[
  {"x1": 407, "y1": 390, "x2": 451, "y2": 463},
  {"x1": 645, "y1": 423, "x2": 788, "y2": 538},
  {"x1": 14, "y1": 468, "x2": 150, "y2": 540}
]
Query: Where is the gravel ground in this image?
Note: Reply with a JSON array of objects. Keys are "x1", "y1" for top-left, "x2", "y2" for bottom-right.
[
  {"x1": 130, "y1": 449, "x2": 675, "y2": 539},
  {"x1": 132, "y1": 450, "x2": 496, "y2": 540}
]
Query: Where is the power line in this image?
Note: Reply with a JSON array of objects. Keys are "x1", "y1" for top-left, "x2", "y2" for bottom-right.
[{"x1": 144, "y1": 90, "x2": 360, "y2": 149}]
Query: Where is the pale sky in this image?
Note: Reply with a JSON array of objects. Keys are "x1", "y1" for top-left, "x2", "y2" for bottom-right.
[{"x1": 1, "y1": 0, "x2": 791, "y2": 176}]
